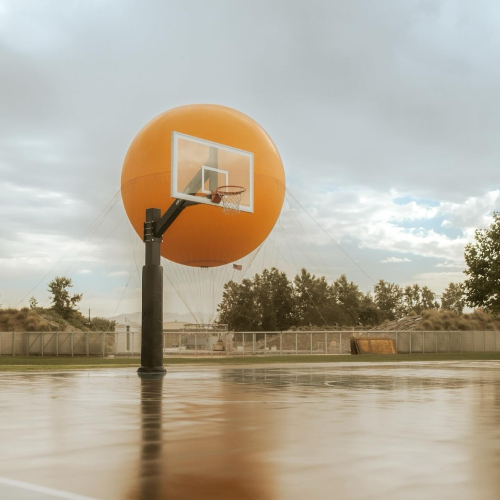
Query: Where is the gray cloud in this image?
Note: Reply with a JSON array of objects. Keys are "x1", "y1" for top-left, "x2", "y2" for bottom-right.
[{"x1": 1, "y1": 0, "x2": 499, "y2": 314}]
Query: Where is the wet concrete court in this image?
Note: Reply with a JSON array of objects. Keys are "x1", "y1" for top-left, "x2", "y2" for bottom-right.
[{"x1": 1, "y1": 362, "x2": 500, "y2": 500}]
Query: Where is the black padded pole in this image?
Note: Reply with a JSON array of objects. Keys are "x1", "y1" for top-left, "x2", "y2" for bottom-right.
[{"x1": 138, "y1": 208, "x2": 166, "y2": 373}]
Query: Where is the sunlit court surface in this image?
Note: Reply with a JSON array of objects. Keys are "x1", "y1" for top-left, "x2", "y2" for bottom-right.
[{"x1": 1, "y1": 362, "x2": 500, "y2": 500}]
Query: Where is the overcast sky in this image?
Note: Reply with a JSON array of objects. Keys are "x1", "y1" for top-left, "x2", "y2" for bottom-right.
[{"x1": 1, "y1": 0, "x2": 499, "y2": 320}]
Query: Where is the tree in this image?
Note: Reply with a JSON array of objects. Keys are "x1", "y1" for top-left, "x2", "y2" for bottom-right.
[
  {"x1": 373, "y1": 280, "x2": 404, "y2": 321},
  {"x1": 330, "y1": 274, "x2": 363, "y2": 325},
  {"x1": 218, "y1": 279, "x2": 260, "y2": 331},
  {"x1": 47, "y1": 277, "x2": 82, "y2": 319},
  {"x1": 441, "y1": 282, "x2": 465, "y2": 314},
  {"x1": 258, "y1": 268, "x2": 294, "y2": 330},
  {"x1": 292, "y1": 269, "x2": 330, "y2": 327},
  {"x1": 403, "y1": 284, "x2": 422, "y2": 314},
  {"x1": 421, "y1": 286, "x2": 439, "y2": 310},
  {"x1": 463, "y1": 212, "x2": 500, "y2": 315},
  {"x1": 29, "y1": 296, "x2": 38, "y2": 309},
  {"x1": 218, "y1": 268, "x2": 295, "y2": 331},
  {"x1": 357, "y1": 292, "x2": 381, "y2": 326},
  {"x1": 402, "y1": 284, "x2": 438, "y2": 315}
]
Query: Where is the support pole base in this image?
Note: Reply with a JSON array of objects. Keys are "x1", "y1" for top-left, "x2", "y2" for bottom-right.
[{"x1": 137, "y1": 366, "x2": 167, "y2": 376}]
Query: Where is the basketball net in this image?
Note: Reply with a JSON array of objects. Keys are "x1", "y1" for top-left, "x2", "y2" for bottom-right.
[{"x1": 217, "y1": 186, "x2": 246, "y2": 215}]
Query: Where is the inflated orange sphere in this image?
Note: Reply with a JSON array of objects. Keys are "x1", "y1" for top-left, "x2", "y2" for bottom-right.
[{"x1": 121, "y1": 105, "x2": 285, "y2": 267}]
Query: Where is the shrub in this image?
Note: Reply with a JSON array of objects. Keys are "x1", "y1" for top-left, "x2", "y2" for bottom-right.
[
  {"x1": 432, "y1": 320, "x2": 444, "y2": 331},
  {"x1": 16, "y1": 309, "x2": 29, "y2": 320},
  {"x1": 91, "y1": 317, "x2": 116, "y2": 332},
  {"x1": 25, "y1": 319, "x2": 40, "y2": 332}
]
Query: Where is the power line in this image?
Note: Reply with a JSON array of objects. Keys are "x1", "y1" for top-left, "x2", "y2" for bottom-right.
[{"x1": 286, "y1": 188, "x2": 375, "y2": 284}]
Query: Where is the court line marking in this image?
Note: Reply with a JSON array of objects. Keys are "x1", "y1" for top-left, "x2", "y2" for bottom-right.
[{"x1": 0, "y1": 477, "x2": 100, "y2": 500}]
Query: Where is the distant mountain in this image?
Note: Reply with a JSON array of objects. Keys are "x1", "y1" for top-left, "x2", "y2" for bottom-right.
[{"x1": 108, "y1": 311, "x2": 197, "y2": 325}]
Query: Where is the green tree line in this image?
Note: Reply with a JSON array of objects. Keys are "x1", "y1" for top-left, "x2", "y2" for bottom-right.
[{"x1": 217, "y1": 268, "x2": 464, "y2": 331}]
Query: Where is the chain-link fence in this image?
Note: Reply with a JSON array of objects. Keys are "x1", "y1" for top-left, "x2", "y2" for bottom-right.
[
  {"x1": 226, "y1": 331, "x2": 500, "y2": 355},
  {"x1": 0, "y1": 330, "x2": 498, "y2": 356},
  {"x1": 0, "y1": 331, "x2": 114, "y2": 356}
]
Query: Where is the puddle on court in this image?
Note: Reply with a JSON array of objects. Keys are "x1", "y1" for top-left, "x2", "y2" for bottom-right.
[{"x1": 1, "y1": 362, "x2": 500, "y2": 500}]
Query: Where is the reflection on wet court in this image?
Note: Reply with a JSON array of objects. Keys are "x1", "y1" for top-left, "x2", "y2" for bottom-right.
[{"x1": 1, "y1": 362, "x2": 500, "y2": 500}]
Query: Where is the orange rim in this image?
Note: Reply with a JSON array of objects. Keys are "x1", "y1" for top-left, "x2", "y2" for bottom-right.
[{"x1": 216, "y1": 185, "x2": 246, "y2": 197}]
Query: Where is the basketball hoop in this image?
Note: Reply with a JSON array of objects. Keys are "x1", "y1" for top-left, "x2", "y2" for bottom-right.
[{"x1": 216, "y1": 185, "x2": 246, "y2": 214}]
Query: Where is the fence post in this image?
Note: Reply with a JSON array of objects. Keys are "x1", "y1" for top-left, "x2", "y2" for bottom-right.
[
  {"x1": 396, "y1": 331, "x2": 398, "y2": 352},
  {"x1": 132, "y1": 332, "x2": 135, "y2": 355},
  {"x1": 26, "y1": 333, "x2": 29, "y2": 357},
  {"x1": 178, "y1": 333, "x2": 181, "y2": 355},
  {"x1": 472, "y1": 331, "x2": 475, "y2": 352},
  {"x1": 325, "y1": 332, "x2": 327, "y2": 355},
  {"x1": 102, "y1": 333, "x2": 105, "y2": 357},
  {"x1": 435, "y1": 332, "x2": 437, "y2": 353},
  {"x1": 86, "y1": 332, "x2": 89, "y2": 357},
  {"x1": 295, "y1": 333, "x2": 298, "y2": 354},
  {"x1": 339, "y1": 332, "x2": 342, "y2": 354},
  {"x1": 264, "y1": 333, "x2": 267, "y2": 355},
  {"x1": 114, "y1": 332, "x2": 117, "y2": 355},
  {"x1": 460, "y1": 332, "x2": 462, "y2": 353},
  {"x1": 0, "y1": 332, "x2": 2, "y2": 356},
  {"x1": 448, "y1": 331, "x2": 451, "y2": 353},
  {"x1": 409, "y1": 332, "x2": 412, "y2": 354},
  {"x1": 71, "y1": 332, "x2": 74, "y2": 357},
  {"x1": 310, "y1": 332, "x2": 313, "y2": 355},
  {"x1": 280, "y1": 332, "x2": 282, "y2": 355},
  {"x1": 253, "y1": 333, "x2": 256, "y2": 355},
  {"x1": 41, "y1": 333, "x2": 44, "y2": 357},
  {"x1": 12, "y1": 332, "x2": 15, "y2": 356},
  {"x1": 242, "y1": 333, "x2": 245, "y2": 356},
  {"x1": 422, "y1": 331, "x2": 425, "y2": 354},
  {"x1": 484, "y1": 331, "x2": 486, "y2": 352},
  {"x1": 195, "y1": 333, "x2": 197, "y2": 356},
  {"x1": 56, "y1": 333, "x2": 59, "y2": 357},
  {"x1": 496, "y1": 331, "x2": 497, "y2": 352}
]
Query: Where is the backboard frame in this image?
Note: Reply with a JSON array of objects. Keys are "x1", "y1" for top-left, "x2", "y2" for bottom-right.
[{"x1": 171, "y1": 131, "x2": 254, "y2": 213}]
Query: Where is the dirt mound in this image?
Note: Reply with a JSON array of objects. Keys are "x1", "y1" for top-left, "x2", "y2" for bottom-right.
[
  {"x1": 371, "y1": 310, "x2": 500, "y2": 332},
  {"x1": 0, "y1": 308, "x2": 55, "y2": 332},
  {"x1": 0, "y1": 308, "x2": 82, "y2": 332},
  {"x1": 417, "y1": 310, "x2": 500, "y2": 331}
]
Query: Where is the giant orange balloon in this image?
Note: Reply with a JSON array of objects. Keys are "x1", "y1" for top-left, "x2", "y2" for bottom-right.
[{"x1": 121, "y1": 105, "x2": 285, "y2": 267}]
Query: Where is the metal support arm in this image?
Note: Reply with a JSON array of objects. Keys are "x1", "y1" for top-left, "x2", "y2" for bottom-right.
[{"x1": 153, "y1": 199, "x2": 186, "y2": 239}]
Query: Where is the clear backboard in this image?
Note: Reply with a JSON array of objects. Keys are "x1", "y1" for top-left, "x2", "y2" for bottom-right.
[{"x1": 171, "y1": 132, "x2": 254, "y2": 213}]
